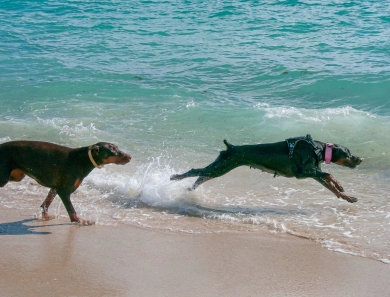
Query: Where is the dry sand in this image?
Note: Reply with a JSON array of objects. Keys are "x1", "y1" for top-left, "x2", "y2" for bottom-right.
[{"x1": 0, "y1": 206, "x2": 389, "y2": 297}]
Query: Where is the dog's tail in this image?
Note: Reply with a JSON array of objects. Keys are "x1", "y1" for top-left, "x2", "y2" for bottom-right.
[{"x1": 223, "y1": 139, "x2": 234, "y2": 150}]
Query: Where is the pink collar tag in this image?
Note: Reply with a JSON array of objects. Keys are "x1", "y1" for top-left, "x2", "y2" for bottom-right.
[{"x1": 325, "y1": 143, "x2": 333, "y2": 164}]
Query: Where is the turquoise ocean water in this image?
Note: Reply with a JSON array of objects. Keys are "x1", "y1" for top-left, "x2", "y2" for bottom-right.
[{"x1": 1, "y1": 1, "x2": 390, "y2": 263}]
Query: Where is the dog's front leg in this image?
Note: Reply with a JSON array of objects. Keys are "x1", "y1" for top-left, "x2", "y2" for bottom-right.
[
  {"x1": 40, "y1": 188, "x2": 57, "y2": 221},
  {"x1": 298, "y1": 169, "x2": 344, "y2": 192},
  {"x1": 313, "y1": 176, "x2": 357, "y2": 203},
  {"x1": 322, "y1": 174, "x2": 344, "y2": 192},
  {"x1": 57, "y1": 190, "x2": 94, "y2": 225},
  {"x1": 312, "y1": 170, "x2": 344, "y2": 192}
]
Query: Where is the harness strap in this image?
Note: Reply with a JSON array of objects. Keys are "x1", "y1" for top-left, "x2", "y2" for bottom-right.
[{"x1": 286, "y1": 134, "x2": 324, "y2": 163}]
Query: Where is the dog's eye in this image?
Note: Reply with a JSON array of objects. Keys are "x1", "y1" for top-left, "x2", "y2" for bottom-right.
[{"x1": 110, "y1": 146, "x2": 119, "y2": 154}]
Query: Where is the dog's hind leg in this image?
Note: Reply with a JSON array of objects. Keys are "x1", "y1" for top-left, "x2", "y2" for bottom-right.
[
  {"x1": 189, "y1": 176, "x2": 213, "y2": 190},
  {"x1": 170, "y1": 168, "x2": 205, "y2": 180},
  {"x1": 188, "y1": 160, "x2": 239, "y2": 190},
  {"x1": 171, "y1": 166, "x2": 223, "y2": 189},
  {"x1": 0, "y1": 163, "x2": 12, "y2": 187},
  {"x1": 0, "y1": 169, "x2": 9, "y2": 187},
  {"x1": 1, "y1": 167, "x2": 26, "y2": 186},
  {"x1": 0, "y1": 176, "x2": 8, "y2": 187},
  {"x1": 9, "y1": 169, "x2": 26, "y2": 182},
  {"x1": 172, "y1": 159, "x2": 239, "y2": 190},
  {"x1": 171, "y1": 140, "x2": 239, "y2": 188}
]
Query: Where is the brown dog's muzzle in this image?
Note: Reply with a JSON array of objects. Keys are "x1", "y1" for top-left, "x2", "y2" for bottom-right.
[
  {"x1": 104, "y1": 152, "x2": 131, "y2": 165},
  {"x1": 117, "y1": 152, "x2": 131, "y2": 165}
]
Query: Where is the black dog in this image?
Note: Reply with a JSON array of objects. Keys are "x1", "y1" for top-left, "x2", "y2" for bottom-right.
[
  {"x1": 171, "y1": 135, "x2": 362, "y2": 203},
  {"x1": 0, "y1": 141, "x2": 131, "y2": 225}
]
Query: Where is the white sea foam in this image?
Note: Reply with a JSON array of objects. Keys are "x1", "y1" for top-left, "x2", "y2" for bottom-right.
[
  {"x1": 186, "y1": 100, "x2": 195, "y2": 108},
  {"x1": 36, "y1": 118, "x2": 100, "y2": 137},
  {"x1": 0, "y1": 136, "x2": 11, "y2": 142},
  {"x1": 255, "y1": 104, "x2": 374, "y2": 125}
]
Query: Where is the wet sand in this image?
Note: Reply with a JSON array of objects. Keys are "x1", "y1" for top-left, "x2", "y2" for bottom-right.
[{"x1": 0, "y1": 206, "x2": 389, "y2": 297}]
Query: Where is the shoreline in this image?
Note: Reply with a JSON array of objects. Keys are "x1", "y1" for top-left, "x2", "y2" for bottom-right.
[{"x1": 1, "y1": 206, "x2": 389, "y2": 297}]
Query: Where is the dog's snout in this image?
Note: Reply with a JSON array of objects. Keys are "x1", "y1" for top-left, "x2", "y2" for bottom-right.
[
  {"x1": 122, "y1": 152, "x2": 132, "y2": 163},
  {"x1": 353, "y1": 156, "x2": 363, "y2": 164}
]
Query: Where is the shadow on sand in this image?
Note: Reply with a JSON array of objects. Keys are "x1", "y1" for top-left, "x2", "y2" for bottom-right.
[
  {"x1": 109, "y1": 194, "x2": 309, "y2": 219},
  {"x1": 0, "y1": 218, "x2": 68, "y2": 236}
]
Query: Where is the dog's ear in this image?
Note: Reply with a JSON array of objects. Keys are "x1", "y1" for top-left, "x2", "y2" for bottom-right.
[{"x1": 90, "y1": 144, "x2": 100, "y2": 155}]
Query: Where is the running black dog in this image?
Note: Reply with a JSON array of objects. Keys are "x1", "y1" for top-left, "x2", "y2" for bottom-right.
[
  {"x1": 0, "y1": 140, "x2": 131, "y2": 225},
  {"x1": 170, "y1": 135, "x2": 362, "y2": 203}
]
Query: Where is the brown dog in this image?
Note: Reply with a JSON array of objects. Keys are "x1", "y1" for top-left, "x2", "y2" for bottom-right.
[{"x1": 0, "y1": 141, "x2": 131, "y2": 225}]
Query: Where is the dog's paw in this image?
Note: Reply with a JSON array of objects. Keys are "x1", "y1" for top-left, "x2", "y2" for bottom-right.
[
  {"x1": 339, "y1": 193, "x2": 358, "y2": 203},
  {"x1": 39, "y1": 214, "x2": 56, "y2": 221},
  {"x1": 170, "y1": 174, "x2": 184, "y2": 180},
  {"x1": 72, "y1": 219, "x2": 95, "y2": 226},
  {"x1": 80, "y1": 219, "x2": 95, "y2": 226}
]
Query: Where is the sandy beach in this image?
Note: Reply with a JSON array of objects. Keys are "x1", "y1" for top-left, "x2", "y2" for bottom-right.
[{"x1": 0, "y1": 205, "x2": 389, "y2": 297}]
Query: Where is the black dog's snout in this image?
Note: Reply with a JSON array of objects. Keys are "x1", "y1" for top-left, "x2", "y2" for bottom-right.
[{"x1": 354, "y1": 156, "x2": 362, "y2": 163}]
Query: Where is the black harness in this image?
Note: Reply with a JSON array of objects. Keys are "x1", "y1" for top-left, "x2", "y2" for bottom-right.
[{"x1": 286, "y1": 134, "x2": 323, "y2": 163}]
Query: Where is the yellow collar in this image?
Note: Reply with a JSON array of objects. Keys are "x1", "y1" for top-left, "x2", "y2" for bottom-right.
[{"x1": 88, "y1": 148, "x2": 103, "y2": 169}]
